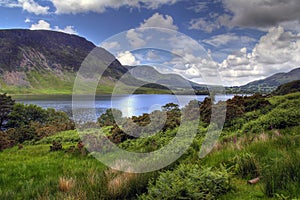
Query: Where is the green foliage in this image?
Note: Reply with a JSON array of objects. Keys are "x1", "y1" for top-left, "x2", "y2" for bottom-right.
[
  {"x1": 97, "y1": 108, "x2": 123, "y2": 127},
  {"x1": 202, "y1": 132, "x2": 300, "y2": 199},
  {"x1": 272, "y1": 80, "x2": 300, "y2": 95},
  {"x1": 199, "y1": 94, "x2": 271, "y2": 128},
  {"x1": 263, "y1": 151, "x2": 300, "y2": 198},
  {"x1": 0, "y1": 93, "x2": 15, "y2": 129},
  {"x1": 37, "y1": 130, "x2": 80, "y2": 144},
  {"x1": 162, "y1": 103, "x2": 180, "y2": 112},
  {"x1": 139, "y1": 164, "x2": 232, "y2": 200},
  {"x1": 108, "y1": 124, "x2": 135, "y2": 144},
  {"x1": 0, "y1": 144, "x2": 107, "y2": 200},
  {"x1": 0, "y1": 131, "x2": 14, "y2": 151},
  {"x1": 0, "y1": 92, "x2": 299, "y2": 199},
  {"x1": 229, "y1": 152, "x2": 260, "y2": 179},
  {"x1": 1, "y1": 103, "x2": 74, "y2": 146},
  {"x1": 7, "y1": 103, "x2": 48, "y2": 128},
  {"x1": 105, "y1": 103, "x2": 183, "y2": 144},
  {"x1": 242, "y1": 97, "x2": 300, "y2": 133}
]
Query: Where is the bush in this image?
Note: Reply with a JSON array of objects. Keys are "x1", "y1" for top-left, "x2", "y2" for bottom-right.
[
  {"x1": 242, "y1": 98, "x2": 300, "y2": 133},
  {"x1": 3, "y1": 103, "x2": 74, "y2": 146},
  {"x1": 0, "y1": 131, "x2": 15, "y2": 150},
  {"x1": 139, "y1": 164, "x2": 232, "y2": 200},
  {"x1": 0, "y1": 93, "x2": 15, "y2": 129}
]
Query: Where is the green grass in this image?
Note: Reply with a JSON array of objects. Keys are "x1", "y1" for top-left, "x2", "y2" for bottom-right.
[
  {"x1": 0, "y1": 70, "x2": 174, "y2": 95},
  {"x1": 0, "y1": 144, "x2": 107, "y2": 199},
  {"x1": 200, "y1": 130, "x2": 300, "y2": 199},
  {"x1": 220, "y1": 178, "x2": 267, "y2": 200},
  {"x1": 36, "y1": 130, "x2": 80, "y2": 144},
  {"x1": 0, "y1": 92, "x2": 299, "y2": 199}
]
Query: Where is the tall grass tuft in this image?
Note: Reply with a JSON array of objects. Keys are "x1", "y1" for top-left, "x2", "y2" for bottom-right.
[
  {"x1": 59, "y1": 177, "x2": 75, "y2": 192},
  {"x1": 104, "y1": 160, "x2": 138, "y2": 198},
  {"x1": 230, "y1": 152, "x2": 260, "y2": 179}
]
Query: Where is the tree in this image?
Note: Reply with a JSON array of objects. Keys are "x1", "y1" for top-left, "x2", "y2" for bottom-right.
[
  {"x1": 161, "y1": 103, "x2": 181, "y2": 131},
  {"x1": 0, "y1": 93, "x2": 15, "y2": 129},
  {"x1": 162, "y1": 103, "x2": 180, "y2": 112},
  {"x1": 6, "y1": 103, "x2": 48, "y2": 128},
  {"x1": 97, "y1": 108, "x2": 123, "y2": 127}
]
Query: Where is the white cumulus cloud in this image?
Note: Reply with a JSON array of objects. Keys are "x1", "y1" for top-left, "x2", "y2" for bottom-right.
[
  {"x1": 188, "y1": 14, "x2": 231, "y2": 33},
  {"x1": 140, "y1": 13, "x2": 178, "y2": 31},
  {"x1": 117, "y1": 51, "x2": 140, "y2": 66},
  {"x1": 18, "y1": 0, "x2": 49, "y2": 15},
  {"x1": 219, "y1": 26, "x2": 300, "y2": 85},
  {"x1": 0, "y1": 0, "x2": 49, "y2": 15},
  {"x1": 30, "y1": 19, "x2": 51, "y2": 30},
  {"x1": 125, "y1": 13, "x2": 178, "y2": 49},
  {"x1": 30, "y1": 20, "x2": 77, "y2": 35},
  {"x1": 54, "y1": 25, "x2": 77, "y2": 35}
]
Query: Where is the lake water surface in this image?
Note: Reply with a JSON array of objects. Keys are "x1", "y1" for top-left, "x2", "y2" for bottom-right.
[{"x1": 16, "y1": 94, "x2": 235, "y2": 120}]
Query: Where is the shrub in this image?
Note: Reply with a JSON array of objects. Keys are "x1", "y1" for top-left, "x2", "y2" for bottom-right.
[
  {"x1": 0, "y1": 93, "x2": 15, "y2": 129},
  {"x1": 2, "y1": 103, "x2": 74, "y2": 146},
  {"x1": 139, "y1": 164, "x2": 232, "y2": 200},
  {"x1": 0, "y1": 131, "x2": 15, "y2": 150},
  {"x1": 50, "y1": 141, "x2": 63, "y2": 151},
  {"x1": 242, "y1": 98, "x2": 300, "y2": 133},
  {"x1": 97, "y1": 108, "x2": 122, "y2": 127}
]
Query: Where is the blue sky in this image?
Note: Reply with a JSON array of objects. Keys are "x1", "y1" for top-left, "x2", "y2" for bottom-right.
[{"x1": 1, "y1": 0, "x2": 300, "y2": 86}]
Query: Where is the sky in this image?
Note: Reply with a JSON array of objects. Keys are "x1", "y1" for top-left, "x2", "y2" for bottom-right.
[{"x1": 1, "y1": 0, "x2": 300, "y2": 86}]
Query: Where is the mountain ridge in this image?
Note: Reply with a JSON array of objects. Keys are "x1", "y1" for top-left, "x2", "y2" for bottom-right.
[
  {"x1": 0, "y1": 29, "x2": 208, "y2": 95},
  {"x1": 228, "y1": 67, "x2": 300, "y2": 93},
  {"x1": 1, "y1": 29, "x2": 299, "y2": 95}
]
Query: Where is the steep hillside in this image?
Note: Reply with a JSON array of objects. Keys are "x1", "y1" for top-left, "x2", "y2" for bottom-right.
[
  {"x1": 0, "y1": 29, "x2": 94, "y2": 72},
  {"x1": 0, "y1": 29, "x2": 127, "y2": 94}
]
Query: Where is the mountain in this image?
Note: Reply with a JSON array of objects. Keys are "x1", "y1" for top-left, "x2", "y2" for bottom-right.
[
  {"x1": 124, "y1": 65, "x2": 209, "y2": 94},
  {"x1": 0, "y1": 29, "x2": 131, "y2": 94},
  {"x1": 0, "y1": 29, "x2": 207, "y2": 95},
  {"x1": 0, "y1": 29, "x2": 95, "y2": 72},
  {"x1": 227, "y1": 68, "x2": 300, "y2": 94}
]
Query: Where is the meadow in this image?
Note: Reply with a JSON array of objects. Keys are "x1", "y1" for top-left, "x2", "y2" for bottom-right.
[{"x1": 0, "y1": 92, "x2": 299, "y2": 199}]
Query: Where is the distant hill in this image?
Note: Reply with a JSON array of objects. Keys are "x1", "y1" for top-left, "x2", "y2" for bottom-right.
[
  {"x1": 272, "y1": 80, "x2": 300, "y2": 95},
  {"x1": 227, "y1": 68, "x2": 300, "y2": 94},
  {"x1": 124, "y1": 65, "x2": 209, "y2": 94}
]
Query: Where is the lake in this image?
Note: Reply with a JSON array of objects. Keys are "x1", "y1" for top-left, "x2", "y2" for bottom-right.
[{"x1": 16, "y1": 94, "x2": 235, "y2": 120}]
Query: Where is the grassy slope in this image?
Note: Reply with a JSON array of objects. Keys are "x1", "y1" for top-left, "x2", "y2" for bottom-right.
[
  {"x1": 208, "y1": 128, "x2": 300, "y2": 199},
  {"x1": 0, "y1": 93, "x2": 299, "y2": 199},
  {"x1": 0, "y1": 70, "x2": 173, "y2": 95},
  {"x1": 0, "y1": 130, "x2": 107, "y2": 199}
]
